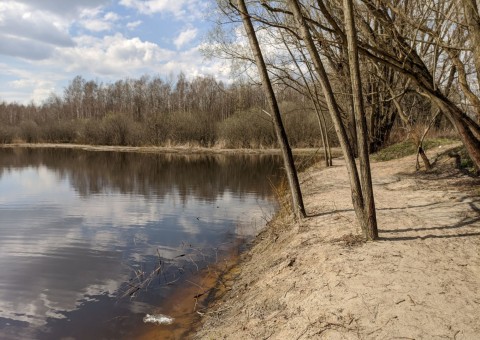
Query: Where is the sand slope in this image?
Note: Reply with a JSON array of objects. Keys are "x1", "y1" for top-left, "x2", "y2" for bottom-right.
[{"x1": 195, "y1": 146, "x2": 480, "y2": 339}]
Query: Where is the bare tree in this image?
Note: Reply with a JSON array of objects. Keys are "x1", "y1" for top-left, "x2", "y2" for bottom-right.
[
  {"x1": 343, "y1": 0, "x2": 378, "y2": 239},
  {"x1": 235, "y1": 0, "x2": 306, "y2": 219},
  {"x1": 288, "y1": 0, "x2": 378, "y2": 239}
]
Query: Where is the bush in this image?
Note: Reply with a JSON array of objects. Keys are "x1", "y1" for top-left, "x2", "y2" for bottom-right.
[
  {"x1": 282, "y1": 108, "x2": 322, "y2": 147},
  {"x1": 0, "y1": 126, "x2": 17, "y2": 143},
  {"x1": 81, "y1": 119, "x2": 105, "y2": 145},
  {"x1": 145, "y1": 114, "x2": 171, "y2": 145},
  {"x1": 169, "y1": 111, "x2": 216, "y2": 146},
  {"x1": 79, "y1": 114, "x2": 144, "y2": 146},
  {"x1": 41, "y1": 120, "x2": 78, "y2": 143},
  {"x1": 217, "y1": 109, "x2": 276, "y2": 148},
  {"x1": 19, "y1": 120, "x2": 40, "y2": 143}
]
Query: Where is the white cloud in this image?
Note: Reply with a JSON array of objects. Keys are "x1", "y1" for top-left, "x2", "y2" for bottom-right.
[
  {"x1": 81, "y1": 19, "x2": 112, "y2": 32},
  {"x1": 174, "y1": 27, "x2": 198, "y2": 49},
  {"x1": 56, "y1": 33, "x2": 176, "y2": 75},
  {"x1": 79, "y1": 8, "x2": 121, "y2": 32},
  {"x1": 0, "y1": 34, "x2": 229, "y2": 103},
  {"x1": 0, "y1": 63, "x2": 64, "y2": 103},
  {"x1": 0, "y1": 2, "x2": 74, "y2": 57},
  {"x1": 104, "y1": 11, "x2": 120, "y2": 21},
  {"x1": 13, "y1": 0, "x2": 110, "y2": 16},
  {"x1": 119, "y1": 0, "x2": 208, "y2": 19},
  {"x1": 127, "y1": 20, "x2": 142, "y2": 30}
]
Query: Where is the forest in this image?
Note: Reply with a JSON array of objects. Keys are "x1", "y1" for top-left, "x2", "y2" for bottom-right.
[{"x1": 0, "y1": 73, "x2": 331, "y2": 148}]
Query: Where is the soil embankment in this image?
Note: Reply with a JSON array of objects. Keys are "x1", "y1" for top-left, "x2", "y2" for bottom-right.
[{"x1": 195, "y1": 145, "x2": 480, "y2": 339}]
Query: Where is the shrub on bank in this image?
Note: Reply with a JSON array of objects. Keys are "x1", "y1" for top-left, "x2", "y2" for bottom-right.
[
  {"x1": 217, "y1": 109, "x2": 276, "y2": 148},
  {"x1": 0, "y1": 126, "x2": 17, "y2": 143},
  {"x1": 145, "y1": 114, "x2": 171, "y2": 145},
  {"x1": 168, "y1": 111, "x2": 216, "y2": 146},
  {"x1": 283, "y1": 108, "x2": 322, "y2": 147},
  {"x1": 42, "y1": 120, "x2": 78, "y2": 143},
  {"x1": 79, "y1": 114, "x2": 145, "y2": 146},
  {"x1": 19, "y1": 120, "x2": 40, "y2": 143},
  {"x1": 102, "y1": 113, "x2": 132, "y2": 145}
]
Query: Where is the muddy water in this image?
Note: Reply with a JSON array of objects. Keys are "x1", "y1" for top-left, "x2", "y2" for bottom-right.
[{"x1": 0, "y1": 148, "x2": 282, "y2": 339}]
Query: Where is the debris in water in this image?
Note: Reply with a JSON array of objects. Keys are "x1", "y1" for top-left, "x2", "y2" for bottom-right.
[{"x1": 143, "y1": 314, "x2": 174, "y2": 325}]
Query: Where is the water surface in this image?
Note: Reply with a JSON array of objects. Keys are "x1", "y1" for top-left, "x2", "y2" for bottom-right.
[{"x1": 0, "y1": 148, "x2": 282, "y2": 339}]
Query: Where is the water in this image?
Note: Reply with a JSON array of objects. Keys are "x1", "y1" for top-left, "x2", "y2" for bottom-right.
[{"x1": 0, "y1": 148, "x2": 282, "y2": 339}]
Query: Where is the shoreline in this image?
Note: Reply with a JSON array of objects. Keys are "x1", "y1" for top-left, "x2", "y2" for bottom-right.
[
  {"x1": 0, "y1": 142, "x2": 341, "y2": 156},
  {"x1": 193, "y1": 144, "x2": 480, "y2": 339},
  {"x1": 135, "y1": 243, "x2": 244, "y2": 340}
]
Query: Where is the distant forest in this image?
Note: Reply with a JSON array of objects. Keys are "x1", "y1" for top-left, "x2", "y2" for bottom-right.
[{"x1": 0, "y1": 73, "x2": 330, "y2": 148}]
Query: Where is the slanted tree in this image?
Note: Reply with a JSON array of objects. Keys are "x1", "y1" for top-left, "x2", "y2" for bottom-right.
[{"x1": 235, "y1": 0, "x2": 306, "y2": 219}]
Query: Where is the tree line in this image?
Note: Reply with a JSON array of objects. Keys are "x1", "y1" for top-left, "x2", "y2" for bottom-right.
[{"x1": 0, "y1": 73, "x2": 331, "y2": 148}]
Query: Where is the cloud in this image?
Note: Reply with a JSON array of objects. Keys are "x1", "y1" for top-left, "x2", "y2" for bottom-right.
[
  {"x1": 0, "y1": 63, "x2": 64, "y2": 103},
  {"x1": 0, "y1": 1, "x2": 74, "y2": 61},
  {"x1": 174, "y1": 27, "x2": 198, "y2": 49},
  {"x1": 104, "y1": 12, "x2": 120, "y2": 21},
  {"x1": 119, "y1": 0, "x2": 208, "y2": 19},
  {"x1": 126, "y1": 20, "x2": 142, "y2": 30},
  {"x1": 160, "y1": 45, "x2": 230, "y2": 79},
  {"x1": 79, "y1": 9, "x2": 121, "y2": 32},
  {"x1": 0, "y1": 34, "x2": 53, "y2": 60},
  {"x1": 12, "y1": 0, "x2": 110, "y2": 16},
  {"x1": 9, "y1": 79, "x2": 55, "y2": 102},
  {"x1": 55, "y1": 33, "x2": 176, "y2": 75},
  {"x1": 0, "y1": 33, "x2": 228, "y2": 103}
]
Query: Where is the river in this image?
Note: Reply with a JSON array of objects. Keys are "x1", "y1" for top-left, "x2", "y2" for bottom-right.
[{"x1": 0, "y1": 147, "x2": 283, "y2": 339}]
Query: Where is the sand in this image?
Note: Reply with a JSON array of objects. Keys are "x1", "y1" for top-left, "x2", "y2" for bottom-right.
[{"x1": 194, "y1": 145, "x2": 480, "y2": 340}]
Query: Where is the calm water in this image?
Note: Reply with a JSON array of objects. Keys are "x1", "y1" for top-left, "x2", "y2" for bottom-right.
[{"x1": 0, "y1": 148, "x2": 282, "y2": 339}]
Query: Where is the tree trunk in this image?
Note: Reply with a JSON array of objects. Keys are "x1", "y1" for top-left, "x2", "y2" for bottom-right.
[
  {"x1": 462, "y1": 0, "x2": 480, "y2": 81},
  {"x1": 343, "y1": 0, "x2": 378, "y2": 240},
  {"x1": 236, "y1": 0, "x2": 306, "y2": 219},
  {"x1": 287, "y1": 0, "x2": 370, "y2": 236},
  {"x1": 429, "y1": 93, "x2": 480, "y2": 170},
  {"x1": 417, "y1": 146, "x2": 432, "y2": 171}
]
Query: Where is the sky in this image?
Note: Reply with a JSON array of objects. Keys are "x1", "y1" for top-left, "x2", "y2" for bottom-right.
[{"x1": 0, "y1": 0, "x2": 230, "y2": 104}]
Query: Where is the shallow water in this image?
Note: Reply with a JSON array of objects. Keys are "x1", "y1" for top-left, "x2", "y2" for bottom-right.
[{"x1": 0, "y1": 148, "x2": 282, "y2": 339}]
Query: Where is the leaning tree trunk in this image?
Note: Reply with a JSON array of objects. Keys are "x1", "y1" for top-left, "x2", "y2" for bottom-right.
[
  {"x1": 428, "y1": 92, "x2": 480, "y2": 170},
  {"x1": 236, "y1": 0, "x2": 306, "y2": 219},
  {"x1": 343, "y1": 0, "x2": 378, "y2": 240}
]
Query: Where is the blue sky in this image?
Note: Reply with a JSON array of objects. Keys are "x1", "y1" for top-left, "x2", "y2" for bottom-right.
[{"x1": 0, "y1": 0, "x2": 231, "y2": 104}]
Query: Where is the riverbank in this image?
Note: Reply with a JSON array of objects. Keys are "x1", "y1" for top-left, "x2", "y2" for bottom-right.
[
  {"x1": 194, "y1": 144, "x2": 480, "y2": 339},
  {"x1": 0, "y1": 142, "x2": 341, "y2": 157}
]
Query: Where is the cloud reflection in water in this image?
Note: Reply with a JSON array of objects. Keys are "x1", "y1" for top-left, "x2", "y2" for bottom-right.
[{"x1": 0, "y1": 148, "x2": 282, "y2": 339}]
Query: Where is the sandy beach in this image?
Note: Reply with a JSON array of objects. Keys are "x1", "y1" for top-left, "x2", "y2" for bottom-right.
[{"x1": 194, "y1": 145, "x2": 480, "y2": 339}]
